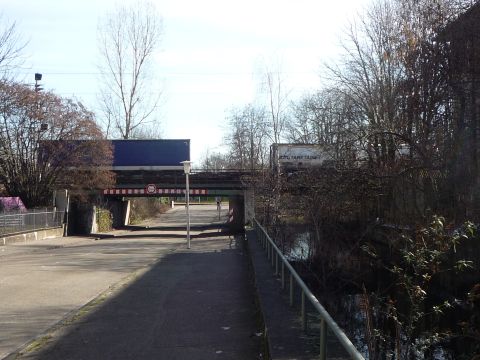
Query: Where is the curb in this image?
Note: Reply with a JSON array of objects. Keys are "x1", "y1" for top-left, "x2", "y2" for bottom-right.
[{"x1": 1, "y1": 227, "x2": 64, "y2": 246}]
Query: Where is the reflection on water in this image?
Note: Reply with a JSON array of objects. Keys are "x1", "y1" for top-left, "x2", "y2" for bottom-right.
[
  {"x1": 285, "y1": 231, "x2": 311, "y2": 261},
  {"x1": 280, "y1": 229, "x2": 454, "y2": 360}
]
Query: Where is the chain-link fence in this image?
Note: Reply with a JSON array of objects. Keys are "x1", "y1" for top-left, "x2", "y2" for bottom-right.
[{"x1": 0, "y1": 209, "x2": 64, "y2": 236}]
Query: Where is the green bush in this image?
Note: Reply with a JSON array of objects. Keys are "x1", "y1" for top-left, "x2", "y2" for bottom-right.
[{"x1": 96, "y1": 208, "x2": 113, "y2": 232}]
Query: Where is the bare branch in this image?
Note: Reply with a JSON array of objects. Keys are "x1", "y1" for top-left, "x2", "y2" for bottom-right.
[{"x1": 97, "y1": 1, "x2": 162, "y2": 139}]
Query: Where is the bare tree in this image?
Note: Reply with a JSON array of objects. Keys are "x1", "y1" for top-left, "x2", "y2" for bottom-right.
[
  {"x1": 199, "y1": 149, "x2": 229, "y2": 172},
  {"x1": 326, "y1": 0, "x2": 405, "y2": 170},
  {"x1": 0, "y1": 80, "x2": 114, "y2": 207},
  {"x1": 224, "y1": 104, "x2": 268, "y2": 170},
  {"x1": 262, "y1": 68, "x2": 289, "y2": 145},
  {"x1": 97, "y1": 1, "x2": 162, "y2": 139},
  {"x1": 129, "y1": 124, "x2": 163, "y2": 139},
  {"x1": 0, "y1": 14, "x2": 26, "y2": 76},
  {"x1": 287, "y1": 88, "x2": 363, "y2": 167},
  {"x1": 321, "y1": 0, "x2": 470, "y2": 222}
]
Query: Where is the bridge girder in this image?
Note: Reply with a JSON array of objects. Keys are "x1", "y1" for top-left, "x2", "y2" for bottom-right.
[{"x1": 104, "y1": 170, "x2": 253, "y2": 198}]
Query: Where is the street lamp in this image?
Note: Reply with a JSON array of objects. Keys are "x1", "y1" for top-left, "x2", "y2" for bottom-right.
[
  {"x1": 181, "y1": 160, "x2": 192, "y2": 249},
  {"x1": 34, "y1": 73, "x2": 43, "y2": 92}
]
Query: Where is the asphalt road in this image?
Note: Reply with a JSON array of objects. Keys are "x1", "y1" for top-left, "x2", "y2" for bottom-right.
[{"x1": 0, "y1": 204, "x2": 263, "y2": 359}]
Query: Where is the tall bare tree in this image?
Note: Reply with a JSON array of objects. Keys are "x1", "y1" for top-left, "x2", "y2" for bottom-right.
[
  {"x1": 0, "y1": 14, "x2": 26, "y2": 76},
  {"x1": 322, "y1": 0, "x2": 470, "y2": 222},
  {"x1": 287, "y1": 88, "x2": 362, "y2": 166},
  {"x1": 224, "y1": 104, "x2": 268, "y2": 170},
  {"x1": 97, "y1": 1, "x2": 162, "y2": 139},
  {"x1": 262, "y1": 68, "x2": 289, "y2": 145}
]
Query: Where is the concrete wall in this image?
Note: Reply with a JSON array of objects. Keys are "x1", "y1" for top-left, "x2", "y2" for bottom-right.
[
  {"x1": 1, "y1": 227, "x2": 64, "y2": 246},
  {"x1": 228, "y1": 195, "x2": 245, "y2": 233},
  {"x1": 244, "y1": 190, "x2": 255, "y2": 223},
  {"x1": 91, "y1": 206, "x2": 98, "y2": 233},
  {"x1": 54, "y1": 189, "x2": 69, "y2": 212},
  {"x1": 109, "y1": 199, "x2": 130, "y2": 228},
  {"x1": 68, "y1": 202, "x2": 95, "y2": 235},
  {"x1": 64, "y1": 197, "x2": 130, "y2": 235},
  {"x1": 123, "y1": 200, "x2": 131, "y2": 226},
  {"x1": 53, "y1": 190, "x2": 69, "y2": 236}
]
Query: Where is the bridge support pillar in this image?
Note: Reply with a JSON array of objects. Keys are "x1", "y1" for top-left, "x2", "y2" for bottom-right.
[
  {"x1": 53, "y1": 189, "x2": 69, "y2": 236},
  {"x1": 109, "y1": 198, "x2": 131, "y2": 228},
  {"x1": 244, "y1": 189, "x2": 255, "y2": 224},
  {"x1": 67, "y1": 202, "x2": 95, "y2": 235},
  {"x1": 123, "y1": 200, "x2": 131, "y2": 226},
  {"x1": 228, "y1": 195, "x2": 244, "y2": 233}
]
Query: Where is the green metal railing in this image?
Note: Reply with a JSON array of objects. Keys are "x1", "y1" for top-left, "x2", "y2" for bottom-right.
[{"x1": 253, "y1": 218, "x2": 365, "y2": 360}]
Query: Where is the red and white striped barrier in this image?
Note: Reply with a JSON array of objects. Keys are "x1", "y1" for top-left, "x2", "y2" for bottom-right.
[{"x1": 103, "y1": 188, "x2": 209, "y2": 196}]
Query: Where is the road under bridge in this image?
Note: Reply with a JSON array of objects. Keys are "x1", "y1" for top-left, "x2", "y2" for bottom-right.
[
  {"x1": 50, "y1": 139, "x2": 256, "y2": 234},
  {"x1": 101, "y1": 170, "x2": 254, "y2": 233},
  {"x1": 0, "y1": 205, "x2": 263, "y2": 359}
]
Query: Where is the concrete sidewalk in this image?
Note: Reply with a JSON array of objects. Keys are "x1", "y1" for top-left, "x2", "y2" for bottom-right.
[{"x1": 5, "y1": 206, "x2": 263, "y2": 360}]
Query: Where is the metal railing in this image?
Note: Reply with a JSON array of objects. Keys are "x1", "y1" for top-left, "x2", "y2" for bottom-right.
[
  {"x1": 253, "y1": 218, "x2": 365, "y2": 360},
  {"x1": 0, "y1": 209, "x2": 64, "y2": 236}
]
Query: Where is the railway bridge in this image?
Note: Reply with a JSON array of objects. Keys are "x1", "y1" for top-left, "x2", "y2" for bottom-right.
[
  {"x1": 100, "y1": 168, "x2": 255, "y2": 233},
  {"x1": 55, "y1": 139, "x2": 255, "y2": 234}
]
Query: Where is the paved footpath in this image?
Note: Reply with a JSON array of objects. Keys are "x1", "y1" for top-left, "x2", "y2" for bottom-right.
[{"x1": 1, "y1": 205, "x2": 263, "y2": 360}]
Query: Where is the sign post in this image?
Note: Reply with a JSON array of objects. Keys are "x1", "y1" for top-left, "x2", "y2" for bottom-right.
[{"x1": 180, "y1": 161, "x2": 192, "y2": 249}]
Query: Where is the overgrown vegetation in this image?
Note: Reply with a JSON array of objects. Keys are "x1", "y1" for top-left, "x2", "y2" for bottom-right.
[
  {"x1": 96, "y1": 207, "x2": 113, "y2": 232},
  {"x1": 129, "y1": 198, "x2": 168, "y2": 224},
  {"x1": 214, "y1": 1, "x2": 480, "y2": 358},
  {"x1": 361, "y1": 217, "x2": 478, "y2": 358}
]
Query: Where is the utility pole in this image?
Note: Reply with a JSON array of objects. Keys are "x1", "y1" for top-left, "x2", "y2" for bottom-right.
[{"x1": 34, "y1": 73, "x2": 48, "y2": 132}]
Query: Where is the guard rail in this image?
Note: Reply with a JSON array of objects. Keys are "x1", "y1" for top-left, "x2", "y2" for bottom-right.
[{"x1": 253, "y1": 218, "x2": 365, "y2": 360}]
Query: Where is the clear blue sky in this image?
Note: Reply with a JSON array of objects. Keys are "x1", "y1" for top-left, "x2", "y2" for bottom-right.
[{"x1": 1, "y1": 0, "x2": 370, "y2": 165}]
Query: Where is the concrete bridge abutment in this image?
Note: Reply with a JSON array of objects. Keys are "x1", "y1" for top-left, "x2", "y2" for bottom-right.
[
  {"x1": 65, "y1": 197, "x2": 130, "y2": 235},
  {"x1": 108, "y1": 198, "x2": 131, "y2": 228},
  {"x1": 228, "y1": 195, "x2": 245, "y2": 233}
]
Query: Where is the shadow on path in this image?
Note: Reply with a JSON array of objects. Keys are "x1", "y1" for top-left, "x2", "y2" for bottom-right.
[
  {"x1": 122, "y1": 224, "x2": 228, "y2": 232},
  {"x1": 14, "y1": 236, "x2": 263, "y2": 360}
]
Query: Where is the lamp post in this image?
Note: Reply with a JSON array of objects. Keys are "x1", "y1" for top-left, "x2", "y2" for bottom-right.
[
  {"x1": 181, "y1": 161, "x2": 192, "y2": 249},
  {"x1": 33, "y1": 73, "x2": 48, "y2": 132},
  {"x1": 34, "y1": 73, "x2": 43, "y2": 92}
]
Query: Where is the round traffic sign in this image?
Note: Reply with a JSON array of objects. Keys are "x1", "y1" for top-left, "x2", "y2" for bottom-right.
[{"x1": 146, "y1": 184, "x2": 157, "y2": 194}]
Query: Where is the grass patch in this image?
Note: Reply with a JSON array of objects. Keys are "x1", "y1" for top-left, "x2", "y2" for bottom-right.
[{"x1": 21, "y1": 335, "x2": 52, "y2": 355}]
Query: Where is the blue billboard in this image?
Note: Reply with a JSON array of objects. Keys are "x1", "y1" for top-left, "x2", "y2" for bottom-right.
[{"x1": 112, "y1": 139, "x2": 190, "y2": 170}]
